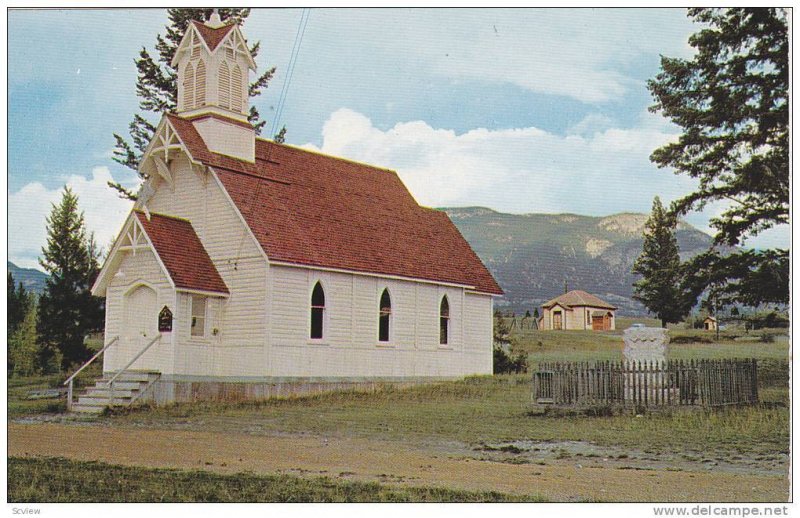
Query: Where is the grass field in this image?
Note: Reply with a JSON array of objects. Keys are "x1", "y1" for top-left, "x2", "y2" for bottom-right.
[
  {"x1": 502, "y1": 317, "x2": 790, "y2": 364},
  {"x1": 108, "y1": 373, "x2": 788, "y2": 464},
  {"x1": 8, "y1": 373, "x2": 67, "y2": 417},
  {"x1": 7, "y1": 362, "x2": 102, "y2": 417},
  {"x1": 8, "y1": 325, "x2": 789, "y2": 502},
  {"x1": 8, "y1": 456, "x2": 539, "y2": 503}
]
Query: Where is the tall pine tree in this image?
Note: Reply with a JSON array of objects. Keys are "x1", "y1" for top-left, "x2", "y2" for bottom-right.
[
  {"x1": 37, "y1": 187, "x2": 105, "y2": 371},
  {"x1": 632, "y1": 197, "x2": 692, "y2": 328},
  {"x1": 648, "y1": 8, "x2": 789, "y2": 306},
  {"x1": 111, "y1": 8, "x2": 282, "y2": 199}
]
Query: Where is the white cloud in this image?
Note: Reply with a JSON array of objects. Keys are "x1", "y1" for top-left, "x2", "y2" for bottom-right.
[
  {"x1": 309, "y1": 108, "x2": 788, "y2": 250},
  {"x1": 310, "y1": 107, "x2": 695, "y2": 216},
  {"x1": 8, "y1": 167, "x2": 136, "y2": 269}
]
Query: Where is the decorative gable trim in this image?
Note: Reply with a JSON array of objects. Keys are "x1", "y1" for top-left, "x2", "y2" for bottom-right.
[
  {"x1": 91, "y1": 212, "x2": 176, "y2": 296},
  {"x1": 137, "y1": 116, "x2": 204, "y2": 213},
  {"x1": 139, "y1": 116, "x2": 200, "y2": 176},
  {"x1": 171, "y1": 22, "x2": 256, "y2": 70},
  {"x1": 220, "y1": 25, "x2": 257, "y2": 70}
]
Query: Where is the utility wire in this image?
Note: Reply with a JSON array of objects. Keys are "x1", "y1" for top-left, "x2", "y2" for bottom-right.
[
  {"x1": 270, "y1": 8, "x2": 311, "y2": 140},
  {"x1": 232, "y1": 8, "x2": 311, "y2": 265}
]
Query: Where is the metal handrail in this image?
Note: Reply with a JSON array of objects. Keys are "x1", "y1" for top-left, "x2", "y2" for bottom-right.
[
  {"x1": 64, "y1": 336, "x2": 119, "y2": 411},
  {"x1": 107, "y1": 335, "x2": 161, "y2": 402}
]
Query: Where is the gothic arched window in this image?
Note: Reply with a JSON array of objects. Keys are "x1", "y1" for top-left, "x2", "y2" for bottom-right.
[
  {"x1": 219, "y1": 61, "x2": 231, "y2": 109},
  {"x1": 195, "y1": 60, "x2": 207, "y2": 107},
  {"x1": 231, "y1": 64, "x2": 243, "y2": 113},
  {"x1": 183, "y1": 62, "x2": 195, "y2": 110},
  {"x1": 310, "y1": 282, "x2": 325, "y2": 340},
  {"x1": 439, "y1": 296, "x2": 450, "y2": 345},
  {"x1": 378, "y1": 289, "x2": 391, "y2": 343}
]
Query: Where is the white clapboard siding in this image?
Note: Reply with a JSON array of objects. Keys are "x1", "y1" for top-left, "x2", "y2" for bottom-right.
[
  {"x1": 268, "y1": 265, "x2": 492, "y2": 378},
  {"x1": 104, "y1": 249, "x2": 174, "y2": 374},
  {"x1": 414, "y1": 284, "x2": 440, "y2": 350},
  {"x1": 138, "y1": 154, "x2": 268, "y2": 377},
  {"x1": 463, "y1": 293, "x2": 494, "y2": 376}
]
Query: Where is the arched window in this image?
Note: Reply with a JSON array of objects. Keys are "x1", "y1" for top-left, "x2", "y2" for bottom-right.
[
  {"x1": 310, "y1": 282, "x2": 325, "y2": 339},
  {"x1": 439, "y1": 296, "x2": 450, "y2": 345},
  {"x1": 231, "y1": 64, "x2": 243, "y2": 113},
  {"x1": 378, "y1": 289, "x2": 391, "y2": 343},
  {"x1": 195, "y1": 60, "x2": 207, "y2": 107},
  {"x1": 219, "y1": 61, "x2": 231, "y2": 109},
  {"x1": 183, "y1": 62, "x2": 195, "y2": 110}
]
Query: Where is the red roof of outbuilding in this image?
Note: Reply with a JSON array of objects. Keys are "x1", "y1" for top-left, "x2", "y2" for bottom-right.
[
  {"x1": 135, "y1": 211, "x2": 229, "y2": 295},
  {"x1": 542, "y1": 290, "x2": 616, "y2": 310},
  {"x1": 164, "y1": 114, "x2": 503, "y2": 295},
  {"x1": 190, "y1": 20, "x2": 236, "y2": 51}
]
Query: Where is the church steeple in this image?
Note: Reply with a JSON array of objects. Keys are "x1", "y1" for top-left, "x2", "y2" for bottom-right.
[
  {"x1": 171, "y1": 11, "x2": 258, "y2": 162},
  {"x1": 172, "y1": 12, "x2": 257, "y2": 121}
]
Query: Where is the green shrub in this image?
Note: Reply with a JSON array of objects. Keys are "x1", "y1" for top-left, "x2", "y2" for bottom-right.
[{"x1": 493, "y1": 346, "x2": 528, "y2": 374}]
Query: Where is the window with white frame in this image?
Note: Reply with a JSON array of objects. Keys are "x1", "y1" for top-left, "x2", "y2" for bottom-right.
[
  {"x1": 191, "y1": 295, "x2": 207, "y2": 337},
  {"x1": 439, "y1": 295, "x2": 450, "y2": 345},
  {"x1": 378, "y1": 289, "x2": 392, "y2": 343},
  {"x1": 310, "y1": 282, "x2": 325, "y2": 340}
]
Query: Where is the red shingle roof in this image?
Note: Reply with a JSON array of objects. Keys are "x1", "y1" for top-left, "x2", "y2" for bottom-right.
[
  {"x1": 164, "y1": 114, "x2": 503, "y2": 295},
  {"x1": 135, "y1": 211, "x2": 229, "y2": 295},
  {"x1": 542, "y1": 290, "x2": 616, "y2": 310},
  {"x1": 191, "y1": 20, "x2": 236, "y2": 51}
]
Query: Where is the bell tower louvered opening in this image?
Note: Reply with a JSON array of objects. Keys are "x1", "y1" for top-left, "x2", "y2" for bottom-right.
[{"x1": 171, "y1": 12, "x2": 258, "y2": 162}]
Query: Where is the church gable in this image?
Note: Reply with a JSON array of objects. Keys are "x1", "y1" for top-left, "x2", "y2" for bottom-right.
[
  {"x1": 138, "y1": 117, "x2": 200, "y2": 188},
  {"x1": 92, "y1": 211, "x2": 228, "y2": 297}
]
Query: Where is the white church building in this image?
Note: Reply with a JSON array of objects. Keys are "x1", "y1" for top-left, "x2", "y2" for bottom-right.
[{"x1": 79, "y1": 13, "x2": 503, "y2": 408}]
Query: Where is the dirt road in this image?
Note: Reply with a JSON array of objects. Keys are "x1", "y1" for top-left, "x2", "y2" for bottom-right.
[{"x1": 8, "y1": 423, "x2": 788, "y2": 502}]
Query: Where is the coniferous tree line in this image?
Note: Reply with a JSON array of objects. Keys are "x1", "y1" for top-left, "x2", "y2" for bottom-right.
[{"x1": 634, "y1": 8, "x2": 788, "y2": 324}]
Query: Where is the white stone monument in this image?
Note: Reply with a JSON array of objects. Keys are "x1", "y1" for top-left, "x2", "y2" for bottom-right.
[
  {"x1": 622, "y1": 327, "x2": 671, "y2": 404},
  {"x1": 623, "y1": 327, "x2": 670, "y2": 363}
]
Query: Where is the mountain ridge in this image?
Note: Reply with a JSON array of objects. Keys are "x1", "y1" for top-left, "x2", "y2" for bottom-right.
[
  {"x1": 442, "y1": 206, "x2": 714, "y2": 316},
  {"x1": 7, "y1": 261, "x2": 49, "y2": 295}
]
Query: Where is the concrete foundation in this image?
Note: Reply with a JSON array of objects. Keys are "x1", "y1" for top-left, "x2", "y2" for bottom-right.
[{"x1": 143, "y1": 375, "x2": 461, "y2": 405}]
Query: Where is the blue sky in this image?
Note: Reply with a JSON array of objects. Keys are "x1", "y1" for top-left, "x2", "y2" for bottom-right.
[{"x1": 8, "y1": 8, "x2": 790, "y2": 269}]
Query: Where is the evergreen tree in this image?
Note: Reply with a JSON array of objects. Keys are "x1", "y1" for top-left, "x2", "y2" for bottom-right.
[
  {"x1": 632, "y1": 197, "x2": 691, "y2": 327},
  {"x1": 8, "y1": 272, "x2": 33, "y2": 373},
  {"x1": 10, "y1": 303, "x2": 41, "y2": 377},
  {"x1": 37, "y1": 187, "x2": 104, "y2": 371},
  {"x1": 8, "y1": 272, "x2": 32, "y2": 339},
  {"x1": 111, "y1": 8, "x2": 283, "y2": 199},
  {"x1": 648, "y1": 8, "x2": 789, "y2": 305}
]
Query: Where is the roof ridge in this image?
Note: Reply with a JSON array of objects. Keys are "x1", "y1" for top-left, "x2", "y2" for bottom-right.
[{"x1": 255, "y1": 138, "x2": 398, "y2": 175}]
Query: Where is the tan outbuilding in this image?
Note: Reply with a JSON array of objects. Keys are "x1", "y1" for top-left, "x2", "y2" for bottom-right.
[
  {"x1": 541, "y1": 290, "x2": 617, "y2": 331},
  {"x1": 703, "y1": 316, "x2": 718, "y2": 331}
]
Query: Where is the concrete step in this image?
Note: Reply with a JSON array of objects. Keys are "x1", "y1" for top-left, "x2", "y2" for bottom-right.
[
  {"x1": 101, "y1": 370, "x2": 159, "y2": 383},
  {"x1": 77, "y1": 396, "x2": 135, "y2": 407},
  {"x1": 69, "y1": 370, "x2": 160, "y2": 414},
  {"x1": 93, "y1": 381, "x2": 144, "y2": 391},
  {"x1": 85, "y1": 387, "x2": 139, "y2": 398},
  {"x1": 71, "y1": 404, "x2": 106, "y2": 414}
]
